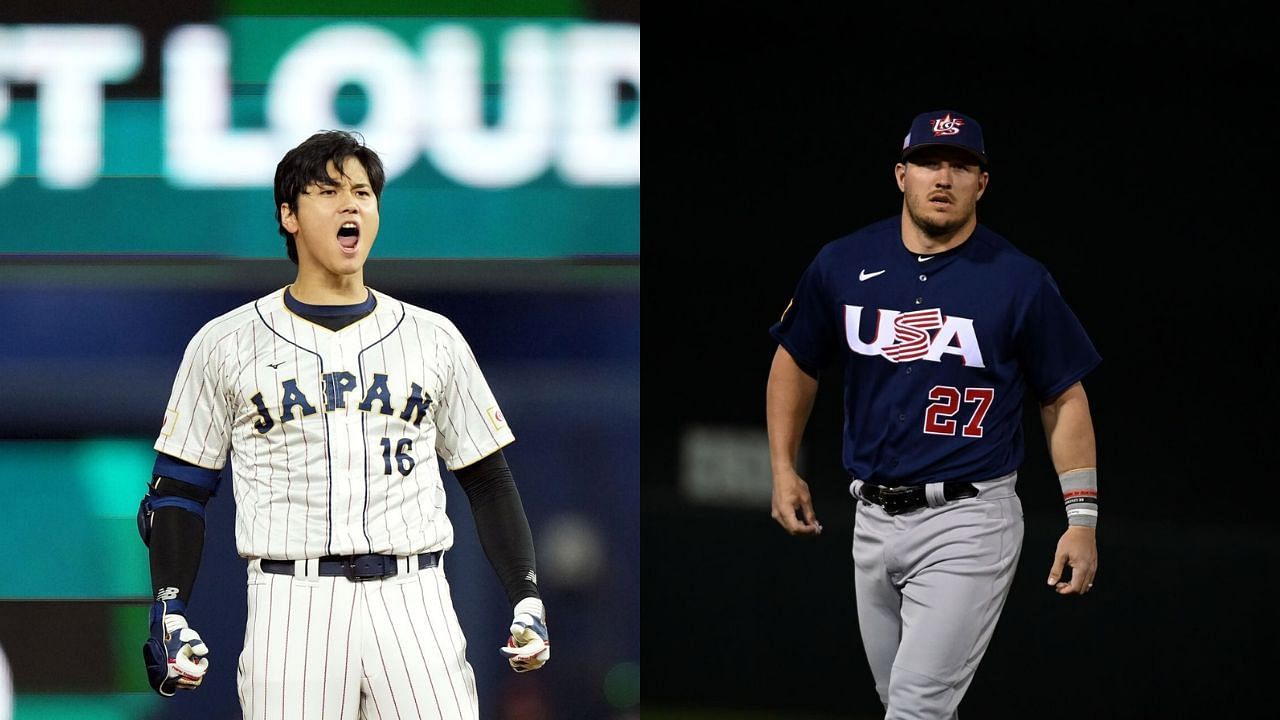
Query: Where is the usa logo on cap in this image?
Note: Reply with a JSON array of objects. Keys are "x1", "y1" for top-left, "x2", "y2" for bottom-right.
[
  {"x1": 900, "y1": 109, "x2": 987, "y2": 166},
  {"x1": 930, "y1": 113, "x2": 964, "y2": 136}
]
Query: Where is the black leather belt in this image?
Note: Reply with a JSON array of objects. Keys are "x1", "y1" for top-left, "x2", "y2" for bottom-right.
[
  {"x1": 260, "y1": 552, "x2": 441, "y2": 582},
  {"x1": 860, "y1": 482, "x2": 978, "y2": 516}
]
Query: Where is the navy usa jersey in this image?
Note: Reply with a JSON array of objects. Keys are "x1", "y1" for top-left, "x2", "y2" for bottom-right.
[{"x1": 770, "y1": 216, "x2": 1101, "y2": 486}]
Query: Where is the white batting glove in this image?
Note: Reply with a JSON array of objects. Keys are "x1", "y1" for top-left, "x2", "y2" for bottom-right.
[
  {"x1": 499, "y1": 598, "x2": 550, "y2": 673},
  {"x1": 143, "y1": 609, "x2": 210, "y2": 696},
  {"x1": 164, "y1": 615, "x2": 210, "y2": 688}
]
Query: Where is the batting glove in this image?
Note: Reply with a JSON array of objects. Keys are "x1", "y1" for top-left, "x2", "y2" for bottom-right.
[
  {"x1": 499, "y1": 597, "x2": 550, "y2": 673},
  {"x1": 142, "y1": 600, "x2": 209, "y2": 696}
]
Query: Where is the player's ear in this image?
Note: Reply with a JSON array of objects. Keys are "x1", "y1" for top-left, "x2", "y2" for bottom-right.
[
  {"x1": 894, "y1": 163, "x2": 907, "y2": 192},
  {"x1": 975, "y1": 171, "x2": 989, "y2": 201},
  {"x1": 280, "y1": 203, "x2": 299, "y2": 234}
]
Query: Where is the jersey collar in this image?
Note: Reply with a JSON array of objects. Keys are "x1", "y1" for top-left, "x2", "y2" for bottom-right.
[{"x1": 283, "y1": 286, "x2": 377, "y2": 317}]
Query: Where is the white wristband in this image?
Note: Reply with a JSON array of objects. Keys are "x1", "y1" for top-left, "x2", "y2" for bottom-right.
[{"x1": 1059, "y1": 467, "x2": 1098, "y2": 528}]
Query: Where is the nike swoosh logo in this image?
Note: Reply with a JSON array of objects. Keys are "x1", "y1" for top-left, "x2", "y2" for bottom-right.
[
  {"x1": 918, "y1": 255, "x2": 936, "y2": 262},
  {"x1": 859, "y1": 269, "x2": 886, "y2": 281},
  {"x1": 267, "y1": 362, "x2": 285, "y2": 369}
]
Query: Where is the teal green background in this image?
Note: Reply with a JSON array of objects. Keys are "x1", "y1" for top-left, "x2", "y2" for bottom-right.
[
  {"x1": 1, "y1": 17, "x2": 639, "y2": 258},
  {"x1": 13, "y1": 694, "x2": 160, "y2": 720},
  {"x1": 0, "y1": 439, "x2": 153, "y2": 599}
]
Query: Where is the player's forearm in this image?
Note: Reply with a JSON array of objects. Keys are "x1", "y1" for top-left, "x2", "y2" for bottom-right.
[
  {"x1": 766, "y1": 346, "x2": 819, "y2": 476},
  {"x1": 470, "y1": 491, "x2": 538, "y2": 607},
  {"x1": 1040, "y1": 382, "x2": 1096, "y2": 473},
  {"x1": 148, "y1": 507, "x2": 206, "y2": 608},
  {"x1": 455, "y1": 450, "x2": 540, "y2": 607}
]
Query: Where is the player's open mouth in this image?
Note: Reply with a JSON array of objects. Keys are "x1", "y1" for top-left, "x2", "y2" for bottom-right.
[
  {"x1": 928, "y1": 194, "x2": 952, "y2": 206},
  {"x1": 337, "y1": 223, "x2": 360, "y2": 253}
]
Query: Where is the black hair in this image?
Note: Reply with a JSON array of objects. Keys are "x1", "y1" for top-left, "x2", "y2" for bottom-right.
[{"x1": 273, "y1": 130, "x2": 386, "y2": 264}]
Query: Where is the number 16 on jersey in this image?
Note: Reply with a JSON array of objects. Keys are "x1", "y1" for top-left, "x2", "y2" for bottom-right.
[{"x1": 381, "y1": 437, "x2": 416, "y2": 476}]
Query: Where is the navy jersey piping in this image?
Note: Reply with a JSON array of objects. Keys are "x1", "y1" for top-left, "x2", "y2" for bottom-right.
[
  {"x1": 255, "y1": 298, "x2": 335, "y2": 555},
  {"x1": 356, "y1": 299, "x2": 407, "y2": 552}
]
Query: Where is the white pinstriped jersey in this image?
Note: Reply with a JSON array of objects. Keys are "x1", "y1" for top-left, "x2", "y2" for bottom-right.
[{"x1": 154, "y1": 287, "x2": 515, "y2": 560}]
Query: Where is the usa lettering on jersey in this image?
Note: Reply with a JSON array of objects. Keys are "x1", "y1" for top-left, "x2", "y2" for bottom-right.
[{"x1": 844, "y1": 305, "x2": 985, "y2": 367}]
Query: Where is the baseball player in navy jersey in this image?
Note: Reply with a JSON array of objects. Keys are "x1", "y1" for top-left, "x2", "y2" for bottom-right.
[
  {"x1": 136, "y1": 130, "x2": 550, "y2": 718},
  {"x1": 767, "y1": 110, "x2": 1100, "y2": 718}
]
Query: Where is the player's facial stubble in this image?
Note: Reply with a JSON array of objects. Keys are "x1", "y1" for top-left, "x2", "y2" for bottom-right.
[{"x1": 897, "y1": 156, "x2": 987, "y2": 239}]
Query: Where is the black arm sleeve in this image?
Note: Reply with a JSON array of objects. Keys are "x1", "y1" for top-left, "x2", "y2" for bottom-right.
[
  {"x1": 148, "y1": 506, "x2": 205, "y2": 607},
  {"x1": 454, "y1": 449, "x2": 540, "y2": 607}
]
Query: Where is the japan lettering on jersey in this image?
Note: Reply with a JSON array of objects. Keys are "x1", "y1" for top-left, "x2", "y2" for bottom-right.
[
  {"x1": 770, "y1": 217, "x2": 1100, "y2": 486},
  {"x1": 155, "y1": 287, "x2": 515, "y2": 559}
]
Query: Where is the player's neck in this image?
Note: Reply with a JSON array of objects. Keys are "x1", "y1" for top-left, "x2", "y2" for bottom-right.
[
  {"x1": 900, "y1": 214, "x2": 978, "y2": 255},
  {"x1": 289, "y1": 270, "x2": 369, "y2": 306}
]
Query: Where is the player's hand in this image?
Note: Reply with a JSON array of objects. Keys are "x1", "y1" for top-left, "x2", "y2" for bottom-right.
[
  {"x1": 499, "y1": 598, "x2": 549, "y2": 672},
  {"x1": 771, "y1": 468, "x2": 822, "y2": 536},
  {"x1": 142, "y1": 605, "x2": 210, "y2": 696},
  {"x1": 1047, "y1": 525, "x2": 1098, "y2": 595}
]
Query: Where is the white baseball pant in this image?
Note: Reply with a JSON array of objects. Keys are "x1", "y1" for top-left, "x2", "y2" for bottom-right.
[{"x1": 237, "y1": 555, "x2": 478, "y2": 720}]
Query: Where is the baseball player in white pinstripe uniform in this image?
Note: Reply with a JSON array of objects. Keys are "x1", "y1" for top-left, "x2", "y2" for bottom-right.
[
  {"x1": 137, "y1": 130, "x2": 549, "y2": 719},
  {"x1": 0, "y1": 641, "x2": 11, "y2": 720}
]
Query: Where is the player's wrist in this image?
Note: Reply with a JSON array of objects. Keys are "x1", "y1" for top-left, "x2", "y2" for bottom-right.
[
  {"x1": 162, "y1": 613, "x2": 194, "y2": 635},
  {"x1": 513, "y1": 597, "x2": 544, "y2": 620},
  {"x1": 771, "y1": 467, "x2": 803, "y2": 486},
  {"x1": 1058, "y1": 467, "x2": 1098, "y2": 528},
  {"x1": 149, "y1": 597, "x2": 187, "y2": 633},
  {"x1": 769, "y1": 454, "x2": 800, "y2": 474}
]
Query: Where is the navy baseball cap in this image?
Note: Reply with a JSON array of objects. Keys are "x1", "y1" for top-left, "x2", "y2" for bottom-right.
[{"x1": 900, "y1": 110, "x2": 987, "y2": 166}]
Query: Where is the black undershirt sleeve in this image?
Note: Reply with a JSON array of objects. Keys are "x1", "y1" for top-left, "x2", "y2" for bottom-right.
[
  {"x1": 148, "y1": 506, "x2": 205, "y2": 607},
  {"x1": 453, "y1": 449, "x2": 540, "y2": 607}
]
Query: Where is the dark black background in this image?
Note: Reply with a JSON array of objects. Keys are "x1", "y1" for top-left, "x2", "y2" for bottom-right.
[{"x1": 645, "y1": 4, "x2": 1278, "y2": 718}]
